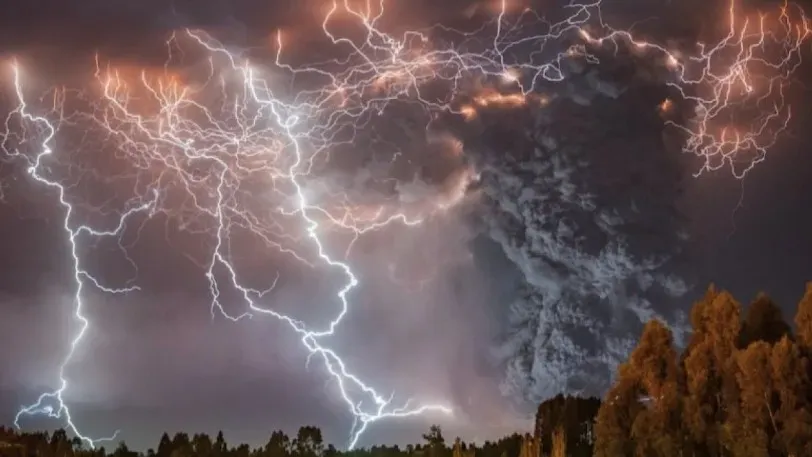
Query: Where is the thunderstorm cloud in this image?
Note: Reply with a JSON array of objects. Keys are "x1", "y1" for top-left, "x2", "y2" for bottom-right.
[{"x1": 2, "y1": 0, "x2": 811, "y2": 452}]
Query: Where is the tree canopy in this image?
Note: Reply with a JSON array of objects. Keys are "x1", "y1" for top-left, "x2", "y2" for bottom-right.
[
  {"x1": 595, "y1": 283, "x2": 812, "y2": 457},
  {"x1": 0, "y1": 426, "x2": 535, "y2": 457}
]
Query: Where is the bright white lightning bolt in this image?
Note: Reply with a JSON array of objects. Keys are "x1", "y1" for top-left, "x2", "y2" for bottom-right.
[
  {"x1": 4, "y1": 54, "x2": 452, "y2": 450},
  {"x1": 4, "y1": 62, "x2": 154, "y2": 448},
  {"x1": 2, "y1": 0, "x2": 809, "y2": 450}
]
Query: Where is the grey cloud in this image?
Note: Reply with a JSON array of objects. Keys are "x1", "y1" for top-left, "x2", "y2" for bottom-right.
[{"x1": 456, "y1": 53, "x2": 692, "y2": 404}]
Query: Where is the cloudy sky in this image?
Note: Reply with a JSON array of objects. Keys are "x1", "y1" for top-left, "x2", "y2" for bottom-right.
[{"x1": 1, "y1": 0, "x2": 811, "y2": 452}]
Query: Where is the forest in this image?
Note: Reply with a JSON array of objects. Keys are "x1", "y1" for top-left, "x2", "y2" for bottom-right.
[{"x1": 3, "y1": 282, "x2": 812, "y2": 457}]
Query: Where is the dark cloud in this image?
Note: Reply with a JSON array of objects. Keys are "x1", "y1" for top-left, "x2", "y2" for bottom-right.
[{"x1": 450, "y1": 52, "x2": 691, "y2": 404}]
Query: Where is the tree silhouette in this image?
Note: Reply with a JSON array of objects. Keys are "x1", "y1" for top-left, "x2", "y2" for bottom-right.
[
  {"x1": 741, "y1": 293, "x2": 791, "y2": 347},
  {"x1": 294, "y1": 426, "x2": 324, "y2": 457},
  {"x1": 683, "y1": 289, "x2": 743, "y2": 456},
  {"x1": 156, "y1": 433, "x2": 173, "y2": 457}
]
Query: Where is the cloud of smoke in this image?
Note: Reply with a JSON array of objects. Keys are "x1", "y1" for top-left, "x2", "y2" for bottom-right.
[{"x1": 452, "y1": 52, "x2": 692, "y2": 406}]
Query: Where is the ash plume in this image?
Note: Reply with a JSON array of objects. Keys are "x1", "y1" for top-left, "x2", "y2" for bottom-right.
[{"x1": 456, "y1": 52, "x2": 693, "y2": 405}]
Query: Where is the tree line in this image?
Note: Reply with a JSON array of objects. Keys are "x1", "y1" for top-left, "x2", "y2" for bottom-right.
[
  {"x1": 0, "y1": 424, "x2": 538, "y2": 457},
  {"x1": 4, "y1": 283, "x2": 812, "y2": 456}
]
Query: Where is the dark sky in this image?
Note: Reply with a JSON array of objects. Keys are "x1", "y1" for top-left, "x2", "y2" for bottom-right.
[{"x1": 1, "y1": 0, "x2": 812, "y2": 453}]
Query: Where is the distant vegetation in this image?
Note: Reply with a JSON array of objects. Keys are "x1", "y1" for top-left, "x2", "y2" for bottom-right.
[{"x1": 5, "y1": 283, "x2": 812, "y2": 456}]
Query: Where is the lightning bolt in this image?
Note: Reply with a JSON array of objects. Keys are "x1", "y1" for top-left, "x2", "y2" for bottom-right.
[{"x1": 2, "y1": 0, "x2": 808, "y2": 450}]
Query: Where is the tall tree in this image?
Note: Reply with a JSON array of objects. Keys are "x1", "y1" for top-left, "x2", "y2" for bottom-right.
[
  {"x1": 112, "y1": 441, "x2": 137, "y2": 457},
  {"x1": 627, "y1": 320, "x2": 684, "y2": 457},
  {"x1": 265, "y1": 430, "x2": 291, "y2": 457},
  {"x1": 170, "y1": 433, "x2": 192, "y2": 456},
  {"x1": 452, "y1": 437, "x2": 475, "y2": 457},
  {"x1": 324, "y1": 444, "x2": 339, "y2": 457},
  {"x1": 536, "y1": 394, "x2": 600, "y2": 457},
  {"x1": 740, "y1": 293, "x2": 790, "y2": 348},
  {"x1": 593, "y1": 363, "x2": 643, "y2": 457},
  {"x1": 232, "y1": 443, "x2": 251, "y2": 457},
  {"x1": 157, "y1": 433, "x2": 173, "y2": 457},
  {"x1": 214, "y1": 431, "x2": 227, "y2": 455},
  {"x1": 191, "y1": 433, "x2": 213, "y2": 457},
  {"x1": 682, "y1": 289, "x2": 742, "y2": 456},
  {"x1": 294, "y1": 426, "x2": 324, "y2": 457},
  {"x1": 422, "y1": 425, "x2": 446, "y2": 449},
  {"x1": 550, "y1": 427, "x2": 565, "y2": 457},
  {"x1": 729, "y1": 341, "x2": 774, "y2": 457},
  {"x1": 794, "y1": 282, "x2": 812, "y2": 352},
  {"x1": 770, "y1": 335, "x2": 812, "y2": 456}
]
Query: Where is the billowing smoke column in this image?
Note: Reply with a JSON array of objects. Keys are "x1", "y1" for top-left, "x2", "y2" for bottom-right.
[
  {"x1": 459, "y1": 51, "x2": 691, "y2": 404},
  {"x1": 442, "y1": 0, "x2": 811, "y2": 405}
]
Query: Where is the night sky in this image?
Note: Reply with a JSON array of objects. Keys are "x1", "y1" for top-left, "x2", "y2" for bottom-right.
[{"x1": 1, "y1": 0, "x2": 812, "y2": 452}]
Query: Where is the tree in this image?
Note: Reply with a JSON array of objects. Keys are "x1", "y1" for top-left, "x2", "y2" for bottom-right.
[
  {"x1": 593, "y1": 283, "x2": 812, "y2": 457},
  {"x1": 156, "y1": 433, "x2": 173, "y2": 457},
  {"x1": 594, "y1": 363, "x2": 643, "y2": 457},
  {"x1": 422, "y1": 425, "x2": 445, "y2": 448},
  {"x1": 688, "y1": 285, "x2": 720, "y2": 339},
  {"x1": 191, "y1": 433, "x2": 213, "y2": 457},
  {"x1": 112, "y1": 441, "x2": 137, "y2": 457},
  {"x1": 740, "y1": 293, "x2": 790, "y2": 348},
  {"x1": 265, "y1": 430, "x2": 291, "y2": 457},
  {"x1": 729, "y1": 341, "x2": 774, "y2": 457},
  {"x1": 452, "y1": 438, "x2": 475, "y2": 457},
  {"x1": 628, "y1": 320, "x2": 684, "y2": 457},
  {"x1": 795, "y1": 282, "x2": 812, "y2": 352},
  {"x1": 682, "y1": 289, "x2": 742, "y2": 456},
  {"x1": 324, "y1": 444, "x2": 339, "y2": 457},
  {"x1": 169, "y1": 433, "x2": 191, "y2": 457},
  {"x1": 422, "y1": 426, "x2": 447, "y2": 457},
  {"x1": 214, "y1": 431, "x2": 227, "y2": 455},
  {"x1": 770, "y1": 335, "x2": 812, "y2": 456},
  {"x1": 550, "y1": 427, "x2": 565, "y2": 457},
  {"x1": 294, "y1": 426, "x2": 323, "y2": 457},
  {"x1": 536, "y1": 394, "x2": 599, "y2": 457}
]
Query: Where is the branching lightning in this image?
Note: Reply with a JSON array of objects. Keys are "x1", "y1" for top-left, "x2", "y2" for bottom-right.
[{"x1": 2, "y1": 0, "x2": 809, "y2": 450}]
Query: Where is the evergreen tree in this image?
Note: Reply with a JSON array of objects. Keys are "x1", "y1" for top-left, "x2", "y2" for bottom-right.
[
  {"x1": 214, "y1": 431, "x2": 227, "y2": 455},
  {"x1": 157, "y1": 433, "x2": 173, "y2": 457}
]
